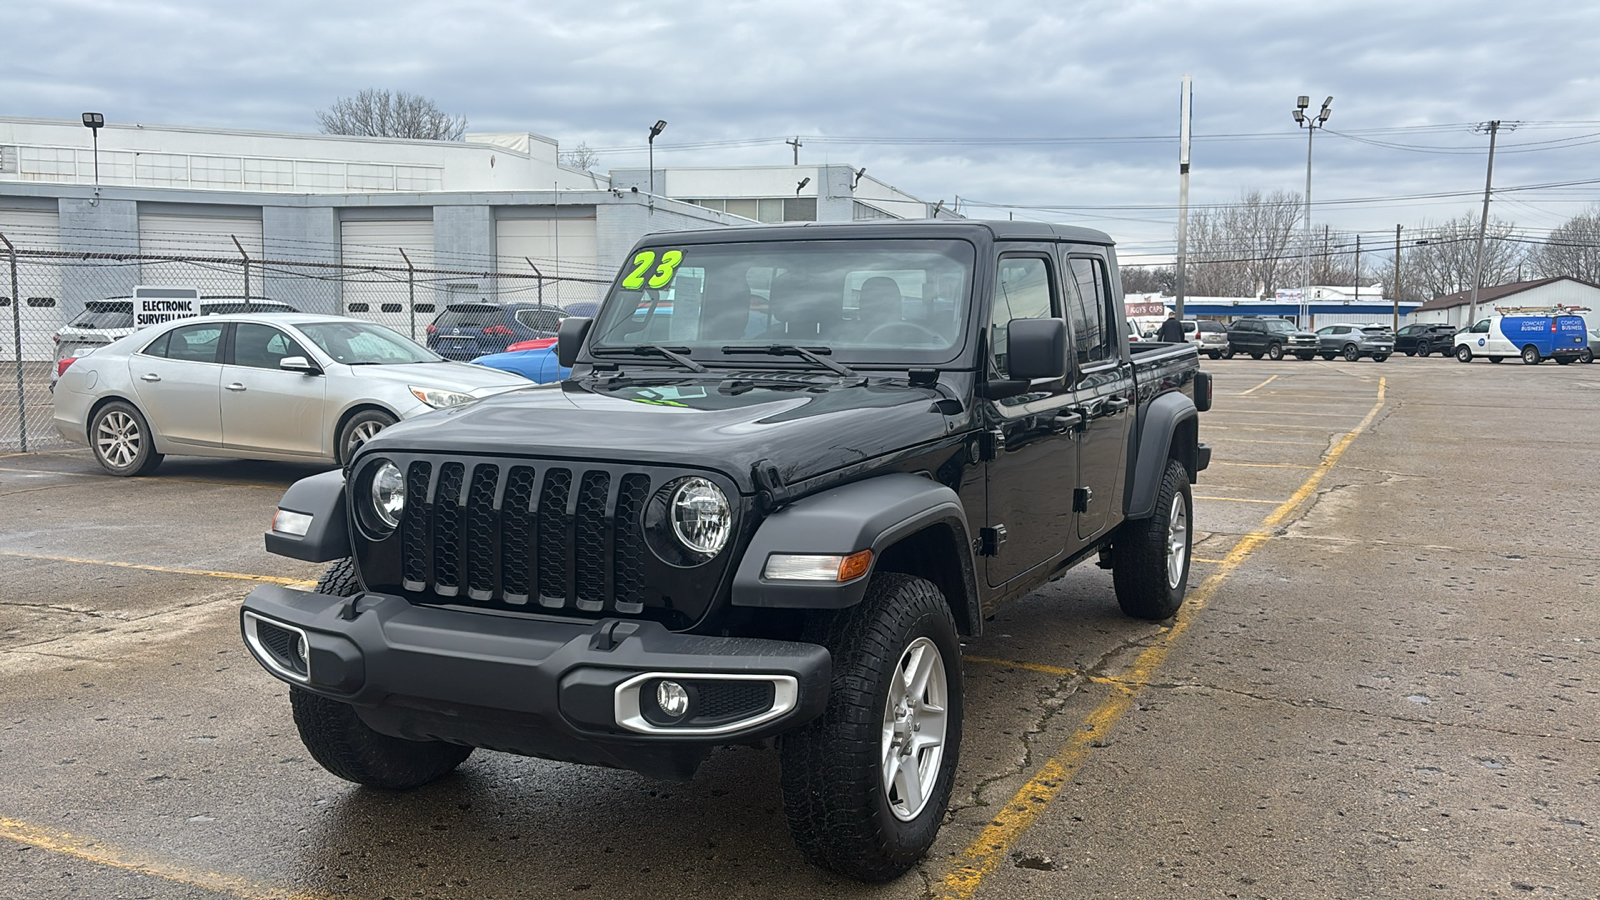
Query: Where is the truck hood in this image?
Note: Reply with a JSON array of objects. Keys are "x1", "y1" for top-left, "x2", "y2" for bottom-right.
[{"x1": 360, "y1": 372, "x2": 960, "y2": 493}]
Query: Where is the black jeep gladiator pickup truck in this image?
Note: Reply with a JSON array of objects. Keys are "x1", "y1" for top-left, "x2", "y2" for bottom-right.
[{"x1": 240, "y1": 220, "x2": 1212, "y2": 881}]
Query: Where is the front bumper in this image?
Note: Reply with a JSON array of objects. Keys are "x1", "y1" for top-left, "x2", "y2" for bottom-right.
[{"x1": 240, "y1": 585, "x2": 831, "y2": 779}]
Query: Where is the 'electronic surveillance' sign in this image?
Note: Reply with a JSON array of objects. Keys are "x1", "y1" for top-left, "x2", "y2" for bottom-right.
[{"x1": 134, "y1": 286, "x2": 202, "y2": 327}]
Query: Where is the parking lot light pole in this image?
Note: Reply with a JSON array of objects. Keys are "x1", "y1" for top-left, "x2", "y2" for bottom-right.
[
  {"x1": 1293, "y1": 95, "x2": 1331, "y2": 328},
  {"x1": 81, "y1": 112, "x2": 104, "y2": 204},
  {"x1": 647, "y1": 120, "x2": 667, "y2": 195}
]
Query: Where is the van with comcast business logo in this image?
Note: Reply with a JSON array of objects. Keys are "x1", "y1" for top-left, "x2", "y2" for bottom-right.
[{"x1": 1452, "y1": 306, "x2": 1590, "y2": 365}]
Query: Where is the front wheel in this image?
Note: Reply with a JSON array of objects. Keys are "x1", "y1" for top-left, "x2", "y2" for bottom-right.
[
  {"x1": 291, "y1": 560, "x2": 473, "y2": 789},
  {"x1": 1266, "y1": 343, "x2": 1284, "y2": 361},
  {"x1": 1581, "y1": 348, "x2": 1594, "y2": 364},
  {"x1": 780, "y1": 573, "x2": 963, "y2": 882},
  {"x1": 1220, "y1": 348, "x2": 1235, "y2": 360},
  {"x1": 338, "y1": 409, "x2": 397, "y2": 465},
  {"x1": 1456, "y1": 345, "x2": 1473, "y2": 363},
  {"x1": 1321, "y1": 352, "x2": 1337, "y2": 361},
  {"x1": 1111, "y1": 459, "x2": 1192, "y2": 621},
  {"x1": 1207, "y1": 351, "x2": 1221, "y2": 360},
  {"x1": 1521, "y1": 345, "x2": 1541, "y2": 365},
  {"x1": 1372, "y1": 354, "x2": 1390, "y2": 363},
  {"x1": 1249, "y1": 351, "x2": 1263, "y2": 360},
  {"x1": 1489, "y1": 356, "x2": 1504, "y2": 363},
  {"x1": 1295, "y1": 352, "x2": 1315, "y2": 361},
  {"x1": 89, "y1": 400, "x2": 165, "y2": 476}
]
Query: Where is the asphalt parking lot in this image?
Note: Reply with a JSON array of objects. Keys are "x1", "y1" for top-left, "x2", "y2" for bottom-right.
[{"x1": 2, "y1": 353, "x2": 1597, "y2": 899}]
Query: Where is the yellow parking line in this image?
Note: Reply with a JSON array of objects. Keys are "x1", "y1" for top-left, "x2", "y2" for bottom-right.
[
  {"x1": 1236, "y1": 374, "x2": 1277, "y2": 395},
  {"x1": 1192, "y1": 557, "x2": 1227, "y2": 564},
  {"x1": 964, "y1": 655, "x2": 1080, "y2": 679},
  {"x1": 1204, "y1": 438, "x2": 1324, "y2": 445},
  {"x1": 933, "y1": 377, "x2": 1386, "y2": 899},
  {"x1": 1194, "y1": 495, "x2": 1281, "y2": 505},
  {"x1": 0, "y1": 816, "x2": 324, "y2": 900},
  {"x1": 1210, "y1": 461, "x2": 1316, "y2": 470},
  {"x1": 0, "y1": 550, "x2": 316, "y2": 587}
]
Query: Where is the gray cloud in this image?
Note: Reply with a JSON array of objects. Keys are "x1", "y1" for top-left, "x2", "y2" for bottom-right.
[{"x1": 4, "y1": 0, "x2": 1598, "y2": 260}]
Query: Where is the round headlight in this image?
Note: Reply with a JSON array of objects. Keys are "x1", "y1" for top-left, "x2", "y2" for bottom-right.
[
  {"x1": 670, "y1": 477, "x2": 731, "y2": 556},
  {"x1": 371, "y1": 460, "x2": 405, "y2": 529}
]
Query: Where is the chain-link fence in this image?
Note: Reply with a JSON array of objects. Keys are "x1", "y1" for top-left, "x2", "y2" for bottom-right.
[{"x1": 0, "y1": 236, "x2": 610, "y2": 452}]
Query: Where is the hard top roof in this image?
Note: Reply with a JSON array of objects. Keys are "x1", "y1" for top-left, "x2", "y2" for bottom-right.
[{"x1": 636, "y1": 219, "x2": 1116, "y2": 247}]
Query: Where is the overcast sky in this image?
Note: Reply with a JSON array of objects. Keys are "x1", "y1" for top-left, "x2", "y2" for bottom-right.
[{"x1": 5, "y1": 0, "x2": 1599, "y2": 264}]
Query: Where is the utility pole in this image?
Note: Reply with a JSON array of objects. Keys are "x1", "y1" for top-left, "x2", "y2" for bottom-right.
[
  {"x1": 786, "y1": 136, "x2": 803, "y2": 165},
  {"x1": 1174, "y1": 75, "x2": 1193, "y2": 319},
  {"x1": 1392, "y1": 224, "x2": 1402, "y2": 332},
  {"x1": 1293, "y1": 94, "x2": 1332, "y2": 328},
  {"x1": 1467, "y1": 120, "x2": 1513, "y2": 324},
  {"x1": 1354, "y1": 233, "x2": 1361, "y2": 305}
]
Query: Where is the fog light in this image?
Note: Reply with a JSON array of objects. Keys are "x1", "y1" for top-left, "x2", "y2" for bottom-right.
[
  {"x1": 297, "y1": 636, "x2": 310, "y2": 664},
  {"x1": 656, "y1": 680, "x2": 690, "y2": 718}
]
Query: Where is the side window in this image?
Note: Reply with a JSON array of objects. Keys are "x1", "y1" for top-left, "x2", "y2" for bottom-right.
[
  {"x1": 990, "y1": 256, "x2": 1056, "y2": 378},
  {"x1": 233, "y1": 323, "x2": 307, "y2": 369},
  {"x1": 1066, "y1": 258, "x2": 1112, "y2": 366},
  {"x1": 141, "y1": 331, "x2": 172, "y2": 358},
  {"x1": 165, "y1": 324, "x2": 223, "y2": 363},
  {"x1": 1472, "y1": 319, "x2": 1490, "y2": 333}
]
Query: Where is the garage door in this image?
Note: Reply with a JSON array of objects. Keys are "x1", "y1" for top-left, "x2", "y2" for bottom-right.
[
  {"x1": 341, "y1": 218, "x2": 435, "y2": 340},
  {"x1": 495, "y1": 215, "x2": 599, "y2": 312},
  {"x1": 138, "y1": 212, "x2": 265, "y2": 302},
  {"x1": 0, "y1": 208, "x2": 62, "y2": 362}
]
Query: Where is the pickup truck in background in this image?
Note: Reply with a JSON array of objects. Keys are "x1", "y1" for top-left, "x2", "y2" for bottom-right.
[{"x1": 239, "y1": 220, "x2": 1212, "y2": 882}]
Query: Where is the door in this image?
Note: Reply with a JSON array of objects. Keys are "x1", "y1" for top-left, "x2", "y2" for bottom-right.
[
  {"x1": 129, "y1": 322, "x2": 224, "y2": 447},
  {"x1": 1064, "y1": 254, "x2": 1133, "y2": 542},
  {"x1": 221, "y1": 322, "x2": 327, "y2": 457},
  {"x1": 983, "y1": 249, "x2": 1079, "y2": 587}
]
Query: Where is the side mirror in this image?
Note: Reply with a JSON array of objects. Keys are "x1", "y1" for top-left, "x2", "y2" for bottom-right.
[
  {"x1": 279, "y1": 356, "x2": 321, "y2": 375},
  {"x1": 1005, "y1": 318, "x2": 1067, "y2": 381},
  {"x1": 556, "y1": 316, "x2": 593, "y2": 368}
]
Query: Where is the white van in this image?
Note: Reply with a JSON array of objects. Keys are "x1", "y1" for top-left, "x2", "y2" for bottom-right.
[{"x1": 1453, "y1": 310, "x2": 1588, "y2": 365}]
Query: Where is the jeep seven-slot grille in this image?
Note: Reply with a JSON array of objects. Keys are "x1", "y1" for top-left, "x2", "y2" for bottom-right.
[{"x1": 398, "y1": 461, "x2": 653, "y2": 615}]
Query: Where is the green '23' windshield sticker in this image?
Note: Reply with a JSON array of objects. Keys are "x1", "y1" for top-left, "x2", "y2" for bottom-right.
[{"x1": 621, "y1": 249, "x2": 684, "y2": 290}]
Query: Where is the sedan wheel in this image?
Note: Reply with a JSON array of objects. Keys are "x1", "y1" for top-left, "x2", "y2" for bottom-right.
[
  {"x1": 90, "y1": 401, "x2": 164, "y2": 476},
  {"x1": 338, "y1": 409, "x2": 398, "y2": 464}
]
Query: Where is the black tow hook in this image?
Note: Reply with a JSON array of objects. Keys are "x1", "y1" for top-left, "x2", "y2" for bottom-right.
[{"x1": 590, "y1": 619, "x2": 643, "y2": 652}]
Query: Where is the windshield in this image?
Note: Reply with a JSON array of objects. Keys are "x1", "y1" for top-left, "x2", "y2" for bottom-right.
[
  {"x1": 588, "y1": 239, "x2": 975, "y2": 365},
  {"x1": 296, "y1": 320, "x2": 440, "y2": 365},
  {"x1": 70, "y1": 301, "x2": 135, "y2": 330},
  {"x1": 1265, "y1": 320, "x2": 1297, "y2": 333}
]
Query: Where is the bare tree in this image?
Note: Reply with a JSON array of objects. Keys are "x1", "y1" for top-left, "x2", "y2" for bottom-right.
[
  {"x1": 558, "y1": 142, "x2": 601, "y2": 171},
  {"x1": 316, "y1": 89, "x2": 467, "y2": 141},
  {"x1": 1408, "y1": 212, "x2": 1524, "y2": 298},
  {"x1": 1184, "y1": 189, "x2": 1303, "y2": 297},
  {"x1": 1528, "y1": 205, "x2": 1600, "y2": 283},
  {"x1": 1121, "y1": 265, "x2": 1176, "y2": 295}
]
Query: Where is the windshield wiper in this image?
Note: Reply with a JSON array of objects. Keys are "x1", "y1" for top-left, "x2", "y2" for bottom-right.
[
  {"x1": 720, "y1": 344, "x2": 857, "y2": 377},
  {"x1": 591, "y1": 344, "x2": 707, "y2": 373}
]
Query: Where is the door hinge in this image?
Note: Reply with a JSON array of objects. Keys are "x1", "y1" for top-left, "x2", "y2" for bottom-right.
[
  {"x1": 979, "y1": 525, "x2": 1007, "y2": 557},
  {"x1": 1073, "y1": 487, "x2": 1093, "y2": 513},
  {"x1": 978, "y1": 428, "x2": 1005, "y2": 461}
]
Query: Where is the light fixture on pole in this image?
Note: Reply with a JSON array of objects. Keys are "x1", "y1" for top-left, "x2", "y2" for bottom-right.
[
  {"x1": 1292, "y1": 94, "x2": 1331, "y2": 328},
  {"x1": 82, "y1": 112, "x2": 104, "y2": 204},
  {"x1": 647, "y1": 119, "x2": 667, "y2": 195},
  {"x1": 851, "y1": 167, "x2": 866, "y2": 190},
  {"x1": 795, "y1": 176, "x2": 810, "y2": 196}
]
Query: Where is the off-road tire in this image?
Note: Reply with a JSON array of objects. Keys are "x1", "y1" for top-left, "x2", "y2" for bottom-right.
[
  {"x1": 1267, "y1": 343, "x2": 1284, "y2": 361},
  {"x1": 290, "y1": 558, "x2": 473, "y2": 790},
  {"x1": 1456, "y1": 345, "x2": 1472, "y2": 363},
  {"x1": 779, "y1": 573, "x2": 963, "y2": 882},
  {"x1": 1111, "y1": 459, "x2": 1192, "y2": 621},
  {"x1": 89, "y1": 400, "x2": 165, "y2": 476},
  {"x1": 337, "y1": 409, "x2": 397, "y2": 466}
]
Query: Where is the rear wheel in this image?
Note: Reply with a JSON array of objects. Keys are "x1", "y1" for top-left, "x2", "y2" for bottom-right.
[
  {"x1": 1220, "y1": 348, "x2": 1235, "y2": 360},
  {"x1": 1373, "y1": 354, "x2": 1390, "y2": 363},
  {"x1": 1266, "y1": 343, "x2": 1284, "y2": 361},
  {"x1": 1296, "y1": 352, "x2": 1315, "y2": 361},
  {"x1": 1456, "y1": 345, "x2": 1472, "y2": 363},
  {"x1": 1521, "y1": 345, "x2": 1541, "y2": 365},
  {"x1": 1249, "y1": 351, "x2": 1263, "y2": 360},
  {"x1": 1342, "y1": 343, "x2": 1360, "y2": 362},
  {"x1": 1489, "y1": 356, "x2": 1503, "y2": 363},
  {"x1": 1556, "y1": 356, "x2": 1573, "y2": 365},
  {"x1": 1207, "y1": 352, "x2": 1221, "y2": 360},
  {"x1": 1581, "y1": 348, "x2": 1594, "y2": 364},
  {"x1": 291, "y1": 559, "x2": 473, "y2": 789},
  {"x1": 1415, "y1": 341, "x2": 1431, "y2": 357},
  {"x1": 1321, "y1": 352, "x2": 1336, "y2": 361},
  {"x1": 89, "y1": 400, "x2": 164, "y2": 476},
  {"x1": 1111, "y1": 459, "x2": 1192, "y2": 621},
  {"x1": 780, "y1": 573, "x2": 963, "y2": 882}
]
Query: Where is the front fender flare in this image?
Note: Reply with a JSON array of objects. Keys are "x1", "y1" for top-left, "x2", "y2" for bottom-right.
[
  {"x1": 731, "y1": 473, "x2": 979, "y2": 624},
  {"x1": 264, "y1": 469, "x2": 351, "y2": 562}
]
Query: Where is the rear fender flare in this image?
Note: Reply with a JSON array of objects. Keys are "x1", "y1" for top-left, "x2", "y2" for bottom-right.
[{"x1": 1125, "y1": 391, "x2": 1199, "y2": 520}]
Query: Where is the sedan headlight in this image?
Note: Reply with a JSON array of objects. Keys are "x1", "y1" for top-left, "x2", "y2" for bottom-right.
[
  {"x1": 370, "y1": 460, "x2": 406, "y2": 530},
  {"x1": 670, "y1": 477, "x2": 731, "y2": 556},
  {"x1": 409, "y1": 385, "x2": 477, "y2": 409}
]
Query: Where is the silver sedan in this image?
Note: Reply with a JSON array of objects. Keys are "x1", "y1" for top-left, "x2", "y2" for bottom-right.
[{"x1": 53, "y1": 313, "x2": 533, "y2": 476}]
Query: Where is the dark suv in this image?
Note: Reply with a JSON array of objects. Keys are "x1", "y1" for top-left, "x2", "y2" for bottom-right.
[
  {"x1": 425, "y1": 302, "x2": 572, "y2": 360},
  {"x1": 1394, "y1": 323, "x2": 1459, "y2": 357},
  {"x1": 1223, "y1": 317, "x2": 1320, "y2": 360}
]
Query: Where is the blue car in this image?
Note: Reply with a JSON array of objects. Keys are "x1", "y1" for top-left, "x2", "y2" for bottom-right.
[{"x1": 473, "y1": 338, "x2": 569, "y2": 383}]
